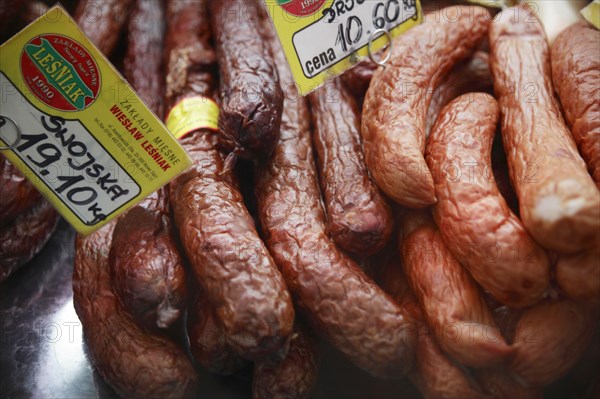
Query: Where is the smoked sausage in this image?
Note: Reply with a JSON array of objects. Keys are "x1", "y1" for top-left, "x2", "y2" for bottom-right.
[
  {"x1": 489, "y1": 5, "x2": 600, "y2": 254},
  {"x1": 210, "y1": 0, "x2": 282, "y2": 161},
  {"x1": 74, "y1": 0, "x2": 133, "y2": 56},
  {"x1": 400, "y1": 210, "x2": 512, "y2": 368},
  {"x1": 362, "y1": 5, "x2": 491, "y2": 208},
  {"x1": 73, "y1": 223, "x2": 198, "y2": 399},
  {"x1": 255, "y1": 16, "x2": 416, "y2": 378},
  {"x1": 426, "y1": 93, "x2": 550, "y2": 307},
  {"x1": 167, "y1": 0, "x2": 294, "y2": 361},
  {"x1": 0, "y1": 155, "x2": 40, "y2": 227},
  {"x1": 308, "y1": 79, "x2": 393, "y2": 255},
  {"x1": 552, "y1": 21, "x2": 600, "y2": 187}
]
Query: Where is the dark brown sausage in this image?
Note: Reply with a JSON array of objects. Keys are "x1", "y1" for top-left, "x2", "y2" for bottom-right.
[
  {"x1": 552, "y1": 21, "x2": 600, "y2": 187},
  {"x1": 252, "y1": 324, "x2": 318, "y2": 399},
  {"x1": 167, "y1": 0, "x2": 294, "y2": 361},
  {"x1": 308, "y1": 79, "x2": 393, "y2": 255},
  {"x1": 75, "y1": 0, "x2": 133, "y2": 56},
  {"x1": 377, "y1": 256, "x2": 489, "y2": 399},
  {"x1": 0, "y1": 155, "x2": 40, "y2": 227},
  {"x1": 400, "y1": 210, "x2": 512, "y2": 368},
  {"x1": 255, "y1": 17, "x2": 416, "y2": 379},
  {"x1": 0, "y1": 198, "x2": 58, "y2": 282},
  {"x1": 426, "y1": 93, "x2": 550, "y2": 307},
  {"x1": 210, "y1": 0, "x2": 282, "y2": 160},
  {"x1": 0, "y1": 0, "x2": 27, "y2": 40},
  {"x1": 109, "y1": 0, "x2": 187, "y2": 331},
  {"x1": 476, "y1": 369, "x2": 543, "y2": 399},
  {"x1": 489, "y1": 5, "x2": 600, "y2": 254},
  {"x1": 187, "y1": 288, "x2": 248, "y2": 375},
  {"x1": 361, "y1": 5, "x2": 491, "y2": 208},
  {"x1": 73, "y1": 223, "x2": 198, "y2": 399},
  {"x1": 340, "y1": 60, "x2": 378, "y2": 103}
]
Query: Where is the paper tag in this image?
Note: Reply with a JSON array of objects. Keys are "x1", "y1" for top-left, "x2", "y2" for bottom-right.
[
  {"x1": 0, "y1": 6, "x2": 192, "y2": 235},
  {"x1": 165, "y1": 96, "x2": 219, "y2": 139},
  {"x1": 581, "y1": 0, "x2": 600, "y2": 29},
  {"x1": 265, "y1": 0, "x2": 422, "y2": 96}
]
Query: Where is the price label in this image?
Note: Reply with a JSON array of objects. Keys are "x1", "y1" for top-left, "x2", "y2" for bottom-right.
[
  {"x1": 0, "y1": 6, "x2": 192, "y2": 235},
  {"x1": 581, "y1": 0, "x2": 600, "y2": 29},
  {"x1": 266, "y1": 0, "x2": 422, "y2": 96}
]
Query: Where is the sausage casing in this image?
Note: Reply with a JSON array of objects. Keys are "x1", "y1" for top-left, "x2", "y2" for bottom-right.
[
  {"x1": 74, "y1": 0, "x2": 133, "y2": 56},
  {"x1": 255, "y1": 17, "x2": 416, "y2": 378},
  {"x1": 210, "y1": 0, "x2": 283, "y2": 160},
  {"x1": 489, "y1": 6, "x2": 600, "y2": 254},
  {"x1": 552, "y1": 21, "x2": 600, "y2": 187},
  {"x1": 73, "y1": 224, "x2": 198, "y2": 399},
  {"x1": 400, "y1": 210, "x2": 512, "y2": 368},
  {"x1": 308, "y1": 79, "x2": 393, "y2": 255},
  {"x1": 362, "y1": 5, "x2": 491, "y2": 208},
  {"x1": 0, "y1": 155, "x2": 41, "y2": 227},
  {"x1": 167, "y1": 0, "x2": 294, "y2": 361},
  {"x1": 426, "y1": 93, "x2": 550, "y2": 307}
]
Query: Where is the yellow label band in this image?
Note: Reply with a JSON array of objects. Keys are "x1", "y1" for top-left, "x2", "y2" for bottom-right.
[
  {"x1": 165, "y1": 96, "x2": 220, "y2": 139},
  {"x1": 581, "y1": 0, "x2": 600, "y2": 29},
  {"x1": 0, "y1": 6, "x2": 192, "y2": 235},
  {"x1": 265, "y1": 0, "x2": 422, "y2": 96}
]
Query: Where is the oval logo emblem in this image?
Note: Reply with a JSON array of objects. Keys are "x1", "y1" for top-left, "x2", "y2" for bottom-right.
[
  {"x1": 277, "y1": 0, "x2": 327, "y2": 17},
  {"x1": 20, "y1": 34, "x2": 100, "y2": 112}
]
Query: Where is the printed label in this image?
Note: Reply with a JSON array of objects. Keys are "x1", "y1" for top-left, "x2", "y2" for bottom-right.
[
  {"x1": 165, "y1": 96, "x2": 219, "y2": 139},
  {"x1": 266, "y1": 0, "x2": 422, "y2": 95},
  {"x1": 0, "y1": 6, "x2": 191, "y2": 235}
]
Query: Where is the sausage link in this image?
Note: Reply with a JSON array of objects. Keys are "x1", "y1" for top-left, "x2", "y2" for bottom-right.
[
  {"x1": 110, "y1": 0, "x2": 187, "y2": 331},
  {"x1": 308, "y1": 79, "x2": 393, "y2": 255},
  {"x1": 74, "y1": 0, "x2": 133, "y2": 56},
  {"x1": 400, "y1": 210, "x2": 512, "y2": 368},
  {"x1": 73, "y1": 224, "x2": 198, "y2": 399},
  {"x1": 361, "y1": 5, "x2": 491, "y2": 208},
  {"x1": 425, "y1": 51, "x2": 493, "y2": 134},
  {"x1": 508, "y1": 298, "x2": 596, "y2": 387},
  {"x1": 0, "y1": 155, "x2": 40, "y2": 227},
  {"x1": 188, "y1": 288, "x2": 248, "y2": 375},
  {"x1": 340, "y1": 60, "x2": 378, "y2": 102},
  {"x1": 489, "y1": 6, "x2": 600, "y2": 254},
  {"x1": 253, "y1": 324, "x2": 318, "y2": 399},
  {"x1": 167, "y1": 0, "x2": 294, "y2": 361},
  {"x1": 377, "y1": 256, "x2": 488, "y2": 399},
  {"x1": 255, "y1": 17, "x2": 416, "y2": 379},
  {"x1": 555, "y1": 248, "x2": 600, "y2": 304},
  {"x1": 426, "y1": 93, "x2": 550, "y2": 307},
  {"x1": 552, "y1": 22, "x2": 600, "y2": 187},
  {"x1": 0, "y1": 0, "x2": 27, "y2": 40},
  {"x1": 210, "y1": 0, "x2": 282, "y2": 160},
  {"x1": 0, "y1": 199, "x2": 58, "y2": 282}
]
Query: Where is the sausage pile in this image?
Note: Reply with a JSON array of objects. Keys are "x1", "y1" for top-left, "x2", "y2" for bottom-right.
[{"x1": 1, "y1": 0, "x2": 598, "y2": 398}]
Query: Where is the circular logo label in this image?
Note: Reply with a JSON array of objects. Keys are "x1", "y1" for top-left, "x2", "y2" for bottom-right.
[
  {"x1": 20, "y1": 34, "x2": 100, "y2": 112},
  {"x1": 277, "y1": 0, "x2": 327, "y2": 17}
]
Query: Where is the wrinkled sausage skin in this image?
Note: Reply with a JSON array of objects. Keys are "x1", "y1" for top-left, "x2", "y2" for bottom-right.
[
  {"x1": 188, "y1": 289, "x2": 248, "y2": 375},
  {"x1": 308, "y1": 80, "x2": 393, "y2": 255},
  {"x1": 74, "y1": 0, "x2": 133, "y2": 56},
  {"x1": 426, "y1": 93, "x2": 550, "y2": 307},
  {"x1": 255, "y1": 16, "x2": 416, "y2": 379},
  {"x1": 73, "y1": 224, "x2": 198, "y2": 399},
  {"x1": 253, "y1": 324, "x2": 318, "y2": 399},
  {"x1": 110, "y1": 0, "x2": 187, "y2": 331},
  {"x1": 167, "y1": 0, "x2": 294, "y2": 362},
  {"x1": 362, "y1": 5, "x2": 491, "y2": 208},
  {"x1": 552, "y1": 22, "x2": 600, "y2": 187},
  {"x1": 210, "y1": 0, "x2": 282, "y2": 160},
  {"x1": 555, "y1": 248, "x2": 600, "y2": 304},
  {"x1": 0, "y1": 199, "x2": 58, "y2": 282},
  {"x1": 489, "y1": 6, "x2": 600, "y2": 254},
  {"x1": 508, "y1": 299, "x2": 596, "y2": 387},
  {"x1": 377, "y1": 256, "x2": 488, "y2": 399},
  {"x1": 400, "y1": 210, "x2": 512, "y2": 368}
]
